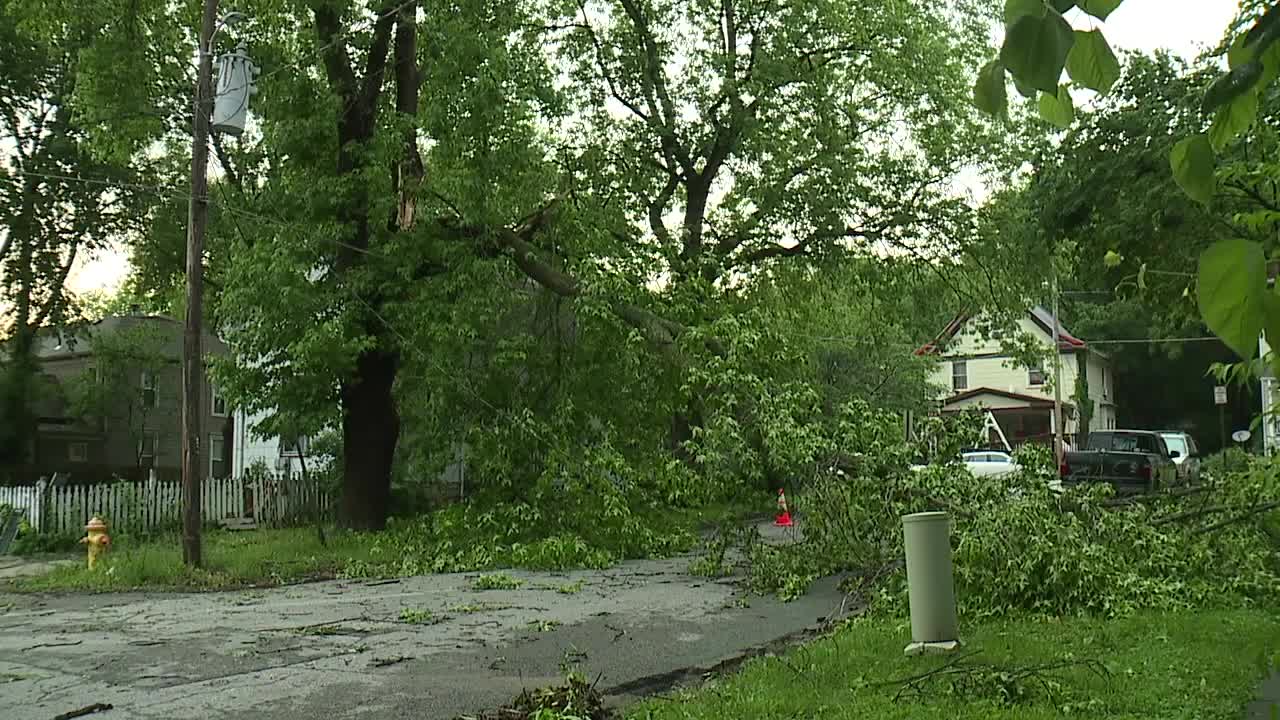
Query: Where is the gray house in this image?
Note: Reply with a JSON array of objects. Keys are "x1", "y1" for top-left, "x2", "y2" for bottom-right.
[{"x1": 19, "y1": 314, "x2": 232, "y2": 484}]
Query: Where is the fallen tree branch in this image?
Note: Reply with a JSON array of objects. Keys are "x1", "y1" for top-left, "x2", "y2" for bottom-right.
[
  {"x1": 1194, "y1": 500, "x2": 1280, "y2": 535},
  {"x1": 51, "y1": 704, "x2": 113, "y2": 720}
]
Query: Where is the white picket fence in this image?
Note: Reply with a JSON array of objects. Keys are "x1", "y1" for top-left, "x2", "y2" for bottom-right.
[{"x1": 0, "y1": 474, "x2": 327, "y2": 535}]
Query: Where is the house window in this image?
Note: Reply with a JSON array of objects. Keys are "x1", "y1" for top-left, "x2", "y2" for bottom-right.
[
  {"x1": 1102, "y1": 366, "x2": 1108, "y2": 399},
  {"x1": 211, "y1": 385, "x2": 227, "y2": 417},
  {"x1": 1028, "y1": 362, "x2": 1046, "y2": 386},
  {"x1": 280, "y1": 434, "x2": 308, "y2": 457},
  {"x1": 138, "y1": 433, "x2": 159, "y2": 467},
  {"x1": 209, "y1": 434, "x2": 226, "y2": 479},
  {"x1": 68, "y1": 442, "x2": 89, "y2": 463},
  {"x1": 140, "y1": 371, "x2": 158, "y2": 409},
  {"x1": 951, "y1": 361, "x2": 968, "y2": 391}
]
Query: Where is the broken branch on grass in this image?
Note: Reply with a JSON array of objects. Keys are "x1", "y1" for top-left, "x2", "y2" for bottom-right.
[{"x1": 1194, "y1": 500, "x2": 1280, "y2": 535}]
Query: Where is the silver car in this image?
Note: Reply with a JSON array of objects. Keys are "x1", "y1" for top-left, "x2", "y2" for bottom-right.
[{"x1": 1158, "y1": 432, "x2": 1201, "y2": 484}]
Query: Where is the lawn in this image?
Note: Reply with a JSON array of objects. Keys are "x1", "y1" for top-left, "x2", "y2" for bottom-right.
[
  {"x1": 6, "y1": 498, "x2": 760, "y2": 592},
  {"x1": 624, "y1": 609, "x2": 1280, "y2": 720},
  {"x1": 9, "y1": 526, "x2": 374, "y2": 592}
]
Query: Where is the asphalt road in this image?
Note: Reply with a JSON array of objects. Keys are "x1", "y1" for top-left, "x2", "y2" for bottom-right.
[{"x1": 0, "y1": 525, "x2": 852, "y2": 720}]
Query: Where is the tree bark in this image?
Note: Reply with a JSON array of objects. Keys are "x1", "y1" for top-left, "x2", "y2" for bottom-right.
[{"x1": 338, "y1": 347, "x2": 399, "y2": 530}]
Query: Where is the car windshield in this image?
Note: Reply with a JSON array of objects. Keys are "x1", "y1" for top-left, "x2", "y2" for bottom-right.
[
  {"x1": 1161, "y1": 435, "x2": 1188, "y2": 457},
  {"x1": 963, "y1": 453, "x2": 1009, "y2": 463}
]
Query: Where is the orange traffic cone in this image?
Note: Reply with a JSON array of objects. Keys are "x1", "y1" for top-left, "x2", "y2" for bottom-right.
[{"x1": 775, "y1": 488, "x2": 793, "y2": 527}]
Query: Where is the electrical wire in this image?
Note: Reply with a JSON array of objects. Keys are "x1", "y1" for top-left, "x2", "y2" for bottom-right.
[{"x1": 0, "y1": 167, "x2": 399, "y2": 262}]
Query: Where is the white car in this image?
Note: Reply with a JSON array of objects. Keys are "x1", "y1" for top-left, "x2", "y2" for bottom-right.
[
  {"x1": 961, "y1": 451, "x2": 1020, "y2": 477},
  {"x1": 1158, "y1": 432, "x2": 1201, "y2": 484}
]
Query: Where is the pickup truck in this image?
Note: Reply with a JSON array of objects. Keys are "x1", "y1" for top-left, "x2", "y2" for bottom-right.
[{"x1": 1059, "y1": 430, "x2": 1179, "y2": 494}]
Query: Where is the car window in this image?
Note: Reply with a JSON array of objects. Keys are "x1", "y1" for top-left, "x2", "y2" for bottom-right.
[
  {"x1": 1097, "y1": 433, "x2": 1158, "y2": 453},
  {"x1": 1162, "y1": 435, "x2": 1188, "y2": 457}
]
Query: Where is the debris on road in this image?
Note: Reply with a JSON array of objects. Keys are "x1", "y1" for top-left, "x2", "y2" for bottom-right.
[{"x1": 51, "y1": 703, "x2": 113, "y2": 720}]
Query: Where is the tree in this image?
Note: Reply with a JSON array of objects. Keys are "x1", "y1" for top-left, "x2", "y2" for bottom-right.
[
  {"x1": 67, "y1": 323, "x2": 171, "y2": 476},
  {"x1": 0, "y1": 1, "x2": 152, "y2": 465},
  {"x1": 974, "y1": 0, "x2": 1280, "y2": 380}
]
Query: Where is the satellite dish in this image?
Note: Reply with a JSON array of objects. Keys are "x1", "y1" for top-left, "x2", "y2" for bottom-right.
[{"x1": 1232, "y1": 430, "x2": 1252, "y2": 443}]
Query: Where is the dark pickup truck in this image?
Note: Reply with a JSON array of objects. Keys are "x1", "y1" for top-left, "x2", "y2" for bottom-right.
[{"x1": 1060, "y1": 430, "x2": 1180, "y2": 494}]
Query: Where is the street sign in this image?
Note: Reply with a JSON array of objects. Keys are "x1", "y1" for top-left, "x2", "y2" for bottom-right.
[
  {"x1": 1215, "y1": 386, "x2": 1228, "y2": 405},
  {"x1": 1233, "y1": 430, "x2": 1252, "y2": 443}
]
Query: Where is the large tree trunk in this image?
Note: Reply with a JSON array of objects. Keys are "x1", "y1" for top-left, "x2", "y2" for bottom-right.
[{"x1": 339, "y1": 346, "x2": 400, "y2": 530}]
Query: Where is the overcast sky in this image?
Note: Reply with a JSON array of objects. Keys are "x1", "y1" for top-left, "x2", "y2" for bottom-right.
[{"x1": 66, "y1": 0, "x2": 1243, "y2": 295}]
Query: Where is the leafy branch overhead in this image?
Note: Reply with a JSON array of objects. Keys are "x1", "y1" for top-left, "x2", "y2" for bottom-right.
[{"x1": 975, "y1": 0, "x2": 1280, "y2": 372}]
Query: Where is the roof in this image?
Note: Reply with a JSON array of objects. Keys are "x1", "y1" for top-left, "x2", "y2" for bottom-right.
[
  {"x1": 915, "y1": 306, "x2": 1087, "y2": 356},
  {"x1": 942, "y1": 387, "x2": 1074, "y2": 409}
]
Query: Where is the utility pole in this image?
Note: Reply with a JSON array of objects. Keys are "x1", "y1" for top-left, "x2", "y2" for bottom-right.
[
  {"x1": 183, "y1": 0, "x2": 220, "y2": 568},
  {"x1": 1052, "y1": 276, "x2": 1064, "y2": 463}
]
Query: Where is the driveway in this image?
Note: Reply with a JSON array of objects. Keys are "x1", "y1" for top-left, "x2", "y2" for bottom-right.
[{"x1": 0, "y1": 524, "x2": 851, "y2": 719}]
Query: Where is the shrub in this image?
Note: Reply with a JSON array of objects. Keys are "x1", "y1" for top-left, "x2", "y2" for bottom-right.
[{"x1": 718, "y1": 404, "x2": 1280, "y2": 618}]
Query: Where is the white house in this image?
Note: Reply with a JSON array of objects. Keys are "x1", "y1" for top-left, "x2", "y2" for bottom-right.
[
  {"x1": 916, "y1": 307, "x2": 1116, "y2": 449},
  {"x1": 230, "y1": 406, "x2": 309, "y2": 478}
]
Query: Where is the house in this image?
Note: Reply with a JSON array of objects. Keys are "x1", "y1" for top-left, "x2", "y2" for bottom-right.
[
  {"x1": 230, "y1": 407, "x2": 310, "y2": 478},
  {"x1": 915, "y1": 307, "x2": 1116, "y2": 449},
  {"x1": 13, "y1": 314, "x2": 233, "y2": 484}
]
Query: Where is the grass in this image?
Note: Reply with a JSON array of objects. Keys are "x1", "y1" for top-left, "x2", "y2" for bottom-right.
[
  {"x1": 472, "y1": 573, "x2": 525, "y2": 591},
  {"x1": 4, "y1": 495, "x2": 764, "y2": 593},
  {"x1": 7, "y1": 527, "x2": 375, "y2": 592},
  {"x1": 625, "y1": 609, "x2": 1280, "y2": 720}
]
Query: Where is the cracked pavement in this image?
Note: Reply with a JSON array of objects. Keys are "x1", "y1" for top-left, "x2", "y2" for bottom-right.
[{"x1": 0, "y1": 524, "x2": 851, "y2": 719}]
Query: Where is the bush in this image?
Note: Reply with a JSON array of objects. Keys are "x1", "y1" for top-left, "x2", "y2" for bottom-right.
[
  {"x1": 718, "y1": 404, "x2": 1280, "y2": 618},
  {"x1": 342, "y1": 440, "x2": 699, "y2": 578}
]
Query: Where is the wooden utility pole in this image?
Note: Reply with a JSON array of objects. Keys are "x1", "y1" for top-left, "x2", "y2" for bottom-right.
[
  {"x1": 183, "y1": 0, "x2": 220, "y2": 568},
  {"x1": 1052, "y1": 276, "x2": 1064, "y2": 463}
]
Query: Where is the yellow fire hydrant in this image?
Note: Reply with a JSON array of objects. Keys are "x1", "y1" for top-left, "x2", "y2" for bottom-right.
[{"x1": 79, "y1": 516, "x2": 111, "y2": 569}]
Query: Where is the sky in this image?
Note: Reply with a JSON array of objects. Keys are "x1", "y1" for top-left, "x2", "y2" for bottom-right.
[{"x1": 64, "y1": 0, "x2": 1244, "y2": 295}]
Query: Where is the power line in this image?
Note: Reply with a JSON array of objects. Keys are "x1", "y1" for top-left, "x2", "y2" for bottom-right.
[{"x1": 0, "y1": 167, "x2": 399, "y2": 262}]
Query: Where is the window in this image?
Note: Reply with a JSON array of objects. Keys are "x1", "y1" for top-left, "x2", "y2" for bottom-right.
[
  {"x1": 140, "y1": 371, "x2": 158, "y2": 409},
  {"x1": 68, "y1": 442, "x2": 89, "y2": 463},
  {"x1": 209, "y1": 434, "x2": 226, "y2": 478},
  {"x1": 211, "y1": 385, "x2": 227, "y2": 417},
  {"x1": 280, "y1": 434, "x2": 308, "y2": 457},
  {"x1": 1102, "y1": 366, "x2": 1109, "y2": 399},
  {"x1": 1028, "y1": 362, "x2": 1046, "y2": 386},
  {"x1": 138, "y1": 433, "x2": 158, "y2": 467},
  {"x1": 951, "y1": 361, "x2": 968, "y2": 391}
]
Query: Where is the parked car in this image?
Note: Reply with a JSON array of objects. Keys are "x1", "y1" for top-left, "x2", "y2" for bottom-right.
[
  {"x1": 961, "y1": 450, "x2": 1019, "y2": 477},
  {"x1": 1060, "y1": 430, "x2": 1179, "y2": 494},
  {"x1": 1157, "y1": 431, "x2": 1201, "y2": 484}
]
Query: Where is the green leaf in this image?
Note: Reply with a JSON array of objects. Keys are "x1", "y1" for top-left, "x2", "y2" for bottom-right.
[
  {"x1": 1203, "y1": 60, "x2": 1264, "y2": 112},
  {"x1": 1170, "y1": 134, "x2": 1216, "y2": 206},
  {"x1": 1066, "y1": 30, "x2": 1121, "y2": 94},
  {"x1": 1003, "y1": 0, "x2": 1046, "y2": 26},
  {"x1": 1208, "y1": 90, "x2": 1258, "y2": 151},
  {"x1": 1037, "y1": 85, "x2": 1075, "y2": 128},
  {"x1": 1137, "y1": 263, "x2": 1147, "y2": 290},
  {"x1": 1197, "y1": 238, "x2": 1267, "y2": 360},
  {"x1": 1000, "y1": 9, "x2": 1075, "y2": 94},
  {"x1": 1051, "y1": 0, "x2": 1076, "y2": 11},
  {"x1": 974, "y1": 59, "x2": 1009, "y2": 118},
  {"x1": 1103, "y1": 250, "x2": 1123, "y2": 268},
  {"x1": 1012, "y1": 74, "x2": 1039, "y2": 99},
  {"x1": 1077, "y1": 0, "x2": 1123, "y2": 20},
  {"x1": 1229, "y1": 33, "x2": 1255, "y2": 69}
]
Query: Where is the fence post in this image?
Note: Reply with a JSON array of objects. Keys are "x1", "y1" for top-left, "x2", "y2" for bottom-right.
[{"x1": 34, "y1": 477, "x2": 48, "y2": 533}]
